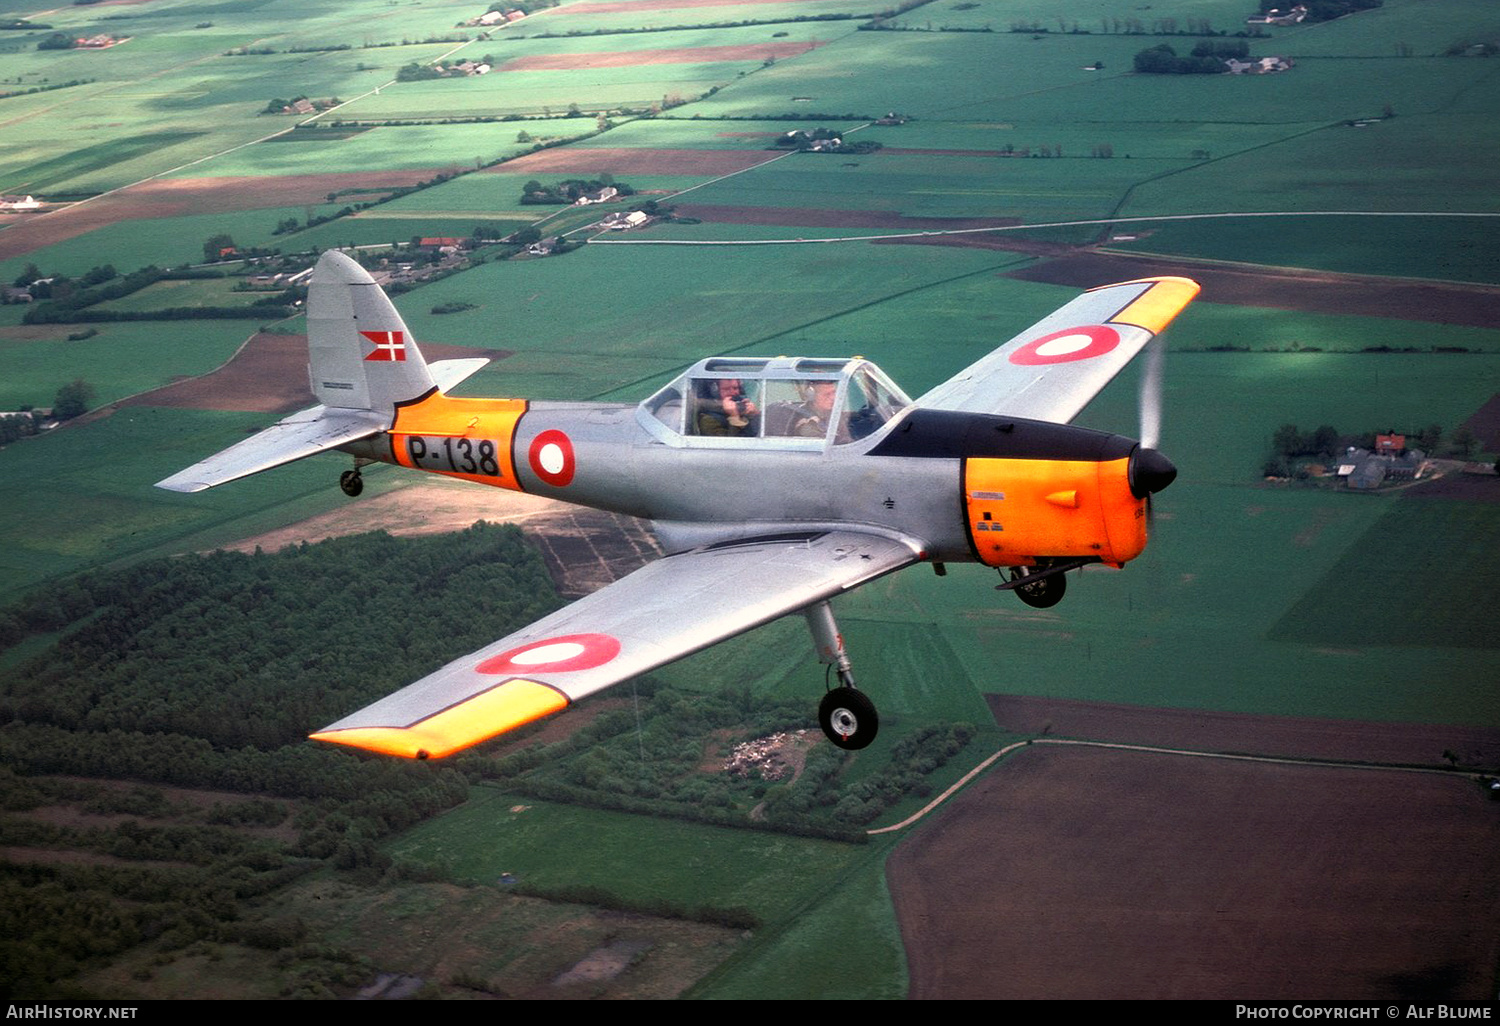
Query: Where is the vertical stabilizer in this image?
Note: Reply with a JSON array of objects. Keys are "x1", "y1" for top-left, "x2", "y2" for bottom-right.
[{"x1": 308, "y1": 250, "x2": 436, "y2": 413}]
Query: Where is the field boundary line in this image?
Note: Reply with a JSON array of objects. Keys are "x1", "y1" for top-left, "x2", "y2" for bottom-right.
[
  {"x1": 592, "y1": 209, "x2": 1500, "y2": 248},
  {"x1": 867, "y1": 740, "x2": 1031, "y2": 835},
  {"x1": 867, "y1": 735, "x2": 1488, "y2": 835}
]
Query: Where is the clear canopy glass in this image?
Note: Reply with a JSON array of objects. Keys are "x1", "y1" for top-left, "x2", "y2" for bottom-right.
[{"x1": 641, "y1": 357, "x2": 912, "y2": 447}]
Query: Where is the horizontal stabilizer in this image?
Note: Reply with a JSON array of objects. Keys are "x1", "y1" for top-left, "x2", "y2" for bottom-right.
[
  {"x1": 155, "y1": 406, "x2": 386, "y2": 493},
  {"x1": 428, "y1": 358, "x2": 490, "y2": 394}
]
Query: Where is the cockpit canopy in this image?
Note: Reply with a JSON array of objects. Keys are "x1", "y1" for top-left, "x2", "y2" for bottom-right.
[{"x1": 640, "y1": 357, "x2": 912, "y2": 448}]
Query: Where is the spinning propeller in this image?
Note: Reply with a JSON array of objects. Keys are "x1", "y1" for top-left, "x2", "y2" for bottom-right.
[{"x1": 1129, "y1": 334, "x2": 1176, "y2": 522}]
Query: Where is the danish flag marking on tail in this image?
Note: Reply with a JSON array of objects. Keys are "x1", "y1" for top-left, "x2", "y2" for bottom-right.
[{"x1": 360, "y1": 330, "x2": 407, "y2": 362}]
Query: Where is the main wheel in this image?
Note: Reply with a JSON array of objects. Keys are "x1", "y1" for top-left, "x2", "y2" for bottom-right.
[
  {"x1": 819, "y1": 687, "x2": 878, "y2": 750},
  {"x1": 339, "y1": 470, "x2": 364, "y2": 497},
  {"x1": 1013, "y1": 567, "x2": 1065, "y2": 609}
]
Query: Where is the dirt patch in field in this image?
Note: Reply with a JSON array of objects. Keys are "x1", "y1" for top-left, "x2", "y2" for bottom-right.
[
  {"x1": 673, "y1": 204, "x2": 1020, "y2": 232},
  {"x1": 890, "y1": 742, "x2": 1500, "y2": 999},
  {"x1": 987, "y1": 694, "x2": 1500, "y2": 768},
  {"x1": 0, "y1": 171, "x2": 460, "y2": 262},
  {"x1": 1405, "y1": 471, "x2": 1500, "y2": 503},
  {"x1": 1001, "y1": 251, "x2": 1500, "y2": 328},
  {"x1": 500, "y1": 40, "x2": 824, "y2": 71},
  {"x1": 487, "y1": 147, "x2": 781, "y2": 176},
  {"x1": 1458, "y1": 392, "x2": 1500, "y2": 451},
  {"x1": 223, "y1": 479, "x2": 660, "y2": 597},
  {"x1": 116, "y1": 333, "x2": 511, "y2": 415}
]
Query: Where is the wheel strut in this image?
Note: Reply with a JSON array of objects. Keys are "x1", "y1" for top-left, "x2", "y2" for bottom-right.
[{"x1": 805, "y1": 601, "x2": 879, "y2": 749}]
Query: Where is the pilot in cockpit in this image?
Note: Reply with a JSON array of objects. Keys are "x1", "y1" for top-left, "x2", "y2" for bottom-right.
[
  {"x1": 789, "y1": 379, "x2": 840, "y2": 440},
  {"x1": 696, "y1": 377, "x2": 760, "y2": 436}
]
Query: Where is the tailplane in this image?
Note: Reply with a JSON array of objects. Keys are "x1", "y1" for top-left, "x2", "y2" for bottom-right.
[{"x1": 156, "y1": 251, "x2": 486, "y2": 494}]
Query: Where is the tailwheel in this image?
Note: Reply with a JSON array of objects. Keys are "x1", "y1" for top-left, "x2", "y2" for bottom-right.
[
  {"x1": 339, "y1": 469, "x2": 364, "y2": 497},
  {"x1": 819, "y1": 687, "x2": 878, "y2": 750},
  {"x1": 1011, "y1": 565, "x2": 1065, "y2": 609}
]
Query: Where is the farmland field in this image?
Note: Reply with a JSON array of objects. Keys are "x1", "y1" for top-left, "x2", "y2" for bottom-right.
[{"x1": 1, "y1": 0, "x2": 1498, "y2": 1002}]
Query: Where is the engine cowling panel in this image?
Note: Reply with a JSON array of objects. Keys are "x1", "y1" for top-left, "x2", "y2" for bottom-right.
[{"x1": 963, "y1": 454, "x2": 1148, "y2": 568}]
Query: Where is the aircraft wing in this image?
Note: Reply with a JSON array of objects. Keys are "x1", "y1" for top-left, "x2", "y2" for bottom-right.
[
  {"x1": 310, "y1": 530, "x2": 923, "y2": 759},
  {"x1": 916, "y1": 276, "x2": 1199, "y2": 422},
  {"x1": 155, "y1": 406, "x2": 387, "y2": 493}
]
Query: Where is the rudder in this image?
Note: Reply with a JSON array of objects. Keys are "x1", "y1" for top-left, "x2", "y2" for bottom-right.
[{"x1": 307, "y1": 250, "x2": 436, "y2": 414}]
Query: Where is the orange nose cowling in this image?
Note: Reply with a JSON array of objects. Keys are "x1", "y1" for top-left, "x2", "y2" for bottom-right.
[{"x1": 963, "y1": 455, "x2": 1149, "y2": 568}]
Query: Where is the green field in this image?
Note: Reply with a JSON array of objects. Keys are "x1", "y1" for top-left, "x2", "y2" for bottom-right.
[
  {"x1": 1, "y1": 0, "x2": 1497, "y2": 1002},
  {"x1": 0, "y1": 320, "x2": 254, "y2": 410}
]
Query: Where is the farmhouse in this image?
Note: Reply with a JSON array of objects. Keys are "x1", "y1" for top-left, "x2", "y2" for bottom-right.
[
  {"x1": 0, "y1": 195, "x2": 42, "y2": 211},
  {"x1": 1225, "y1": 56, "x2": 1294, "y2": 74},
  {"x1": 574, "y1": 186, "x2": 618, "y2": 206},
  {"x1": 600, "y1": 211, "x2": 649, "y2": 231},
  {"x1": 1335, "y1": 445, "x2": 1427, "y2": 490}
]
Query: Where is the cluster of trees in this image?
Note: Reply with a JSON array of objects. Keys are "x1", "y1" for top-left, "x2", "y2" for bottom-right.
[
  {"x1": 18, "y1": 258, "x2": 295, "y2": 324},
  {"x1": 0, "y1": 525, "x2": 559, "y2": 995},
  {"x1": 36, "y1": 32, "x2": 76, "y2": 50},
  {"x1": 461, "y1": 673, "x2": 975, "y2": 838},
  {"x1": 771, "y1": 128, "x2": 884, "y2": 155},
  {"x1": 1134, "y1": 40, "x2": 1248, "y2": 74},
  {"x1": 260, "y1": 95, "x2": 339, "y2": 114},
  {"x1": 486, "y1": 0, "x2": 558, "y2": 15},
  {"x1": 519, "y1": 177, "x2": 634, "y2": 204},
  {"x1": 0, "y1": 525, "x2": 559, "y2": 749}
]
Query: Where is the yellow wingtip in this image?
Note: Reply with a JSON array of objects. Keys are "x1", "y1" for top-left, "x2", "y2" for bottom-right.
[
  {"x1": 311, "y1": 678, "x2": 569, "y2": 759},
  {"x1": 1103, "y1": 276, "x2": 1202, "y2": 334}
]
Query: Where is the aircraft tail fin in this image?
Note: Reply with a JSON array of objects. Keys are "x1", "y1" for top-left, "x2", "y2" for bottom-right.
[
  {"x1": 308, "y1": 250, "x2": 437, "y2": 413},
  {"x1": 156, "y1": 252, "x2": 478, "y2": 494}
]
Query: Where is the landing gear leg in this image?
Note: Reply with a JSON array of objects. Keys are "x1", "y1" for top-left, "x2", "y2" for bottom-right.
[
  {"x1": 805, "y1": 601, "x2": 878, "y2": 750},
  {"x1": 1009, "y1": 563, "x2": 1066, "y2": 609}
]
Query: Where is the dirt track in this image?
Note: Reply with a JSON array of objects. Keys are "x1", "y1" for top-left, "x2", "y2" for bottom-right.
[
  {"x1": 549, "y1": 0, "x2": 831, "y2": 12},
  {"x1": 988, "y1": 694, "x2": 1500, "y2": 768},
  {"x1": 500, "y1": 41, "x2": 824, "y2": 71},
  {"x1": 673, "y1": 204, "x2": 1020, "y2": 232},
  {"x1": 486, "y1": 147, "x2": 781, "y2": 177},
  {"x1": 890, "y1": 741, "x2": 1500, "y2": 999}
]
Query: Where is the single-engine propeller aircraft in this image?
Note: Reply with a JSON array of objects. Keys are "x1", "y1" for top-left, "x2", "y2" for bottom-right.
[{"x1": 159, "y1": 251, "x2": 1197, "y2": 759}]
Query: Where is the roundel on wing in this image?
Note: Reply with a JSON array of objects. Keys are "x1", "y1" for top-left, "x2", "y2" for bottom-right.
[
  {"x1": 528, "y1": 429, "x2": 575, "y2": 487},
  {"x1": 476, "y1": 633, "x2": 621, "y2": 676},
  {"x1": 1008, "y1": 325, "x2": 1121, "y2": 366}
]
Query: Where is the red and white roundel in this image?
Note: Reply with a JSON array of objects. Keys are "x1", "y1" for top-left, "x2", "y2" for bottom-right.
[
  {"x1": 476, "y1": 633, "x2": 621, "y2": 676},
  {"x1": 1008, "y1": 325, "x2": 1120, "y2": 366},
  {"x1": 528, "y1": 429, "x2": 575, "y2": 487}
]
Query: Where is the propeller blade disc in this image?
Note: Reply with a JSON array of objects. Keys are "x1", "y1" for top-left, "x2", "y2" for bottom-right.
[{"x1": 1139, "y1": 333, "x2": 1165, "y2": 451}]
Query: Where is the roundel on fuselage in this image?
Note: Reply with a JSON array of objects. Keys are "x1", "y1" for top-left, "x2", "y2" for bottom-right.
[{"x1": 528, "y1": 429, "x2": 575, "y2": 487}]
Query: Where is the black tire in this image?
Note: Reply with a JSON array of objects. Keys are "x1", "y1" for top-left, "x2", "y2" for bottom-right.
[
  {"x1": 1014, "y1": 568, "x2": 1065, "y2": 609},
  {"x1": 339, "y1": 470, "x2": 364, "y2": 497},
  {"x1": 819, "y1": 687, "x2": 879, "y2": 750}
]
